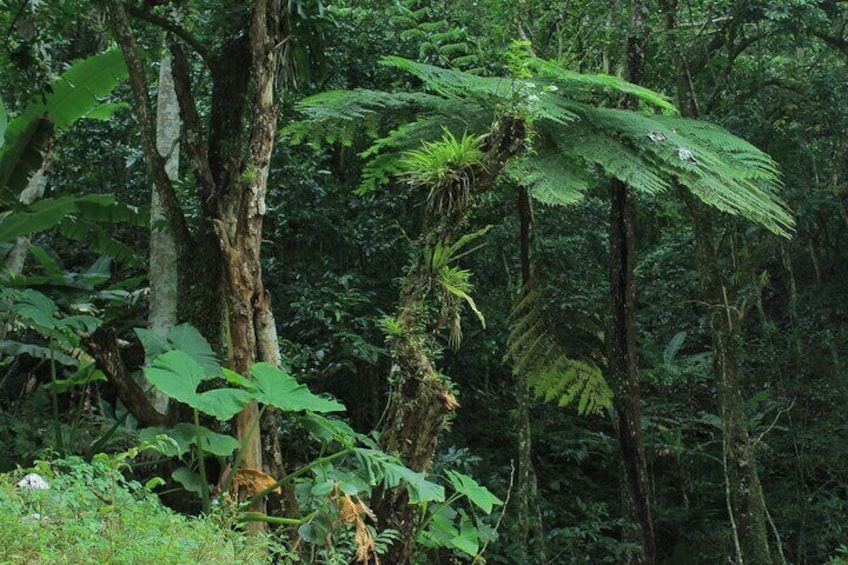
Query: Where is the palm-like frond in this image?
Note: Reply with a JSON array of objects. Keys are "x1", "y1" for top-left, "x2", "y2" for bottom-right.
[
  {"x1": 541, "y1": 108, "x2": 793, "y2": 236},
  {"x1": 505, "y1": 150, "x2": 589, "y2": 206},
  {"x1": 0, "y1": 49, "x2": 128, "y2": 200},
  {"x1": 507, "y1": 288, "x2": 611, "y2": 415},
  {"x1": 289, "y1": 55, "x2": 794, "y2": 236}
]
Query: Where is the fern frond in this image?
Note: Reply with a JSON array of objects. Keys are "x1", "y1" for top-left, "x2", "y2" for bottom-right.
[
  {"x1": 529, "y1": 59, "x2": 677, "y2": 113},
  {"x1": 283, "y1": 89, "x2": 444, "y2": 147},
  {"x1": 572, "y1": 108, "x2": 794, "y2": 236},
  {"x1": 506, "y1": 150, "x2": 589, "y2": 206},
  {"x1": 508, "y1": 288, "x2": 611, "y2": 415},
  {"x1": 557, "y1": 127, "x2": 671, "y2": 195},
  {"x1": 381, "y1": 56, "x2": 511, "y2": 102}
]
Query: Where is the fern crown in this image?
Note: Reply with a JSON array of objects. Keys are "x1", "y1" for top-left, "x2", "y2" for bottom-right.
[{"x1": 286, "y1": 55, "x2": 793, "y2": 236}]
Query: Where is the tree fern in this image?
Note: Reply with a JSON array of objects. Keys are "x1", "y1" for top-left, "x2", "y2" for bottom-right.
[
  {"x1": 288, "y1": 54, "x2": 793, "y2": 236},
  {"x1": 507, "y1": 288, "x2": 611, "y2": 415}
]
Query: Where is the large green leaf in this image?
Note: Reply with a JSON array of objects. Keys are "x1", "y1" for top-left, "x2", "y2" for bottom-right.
[
  {"x1": 445, "y1": 470, "x2": 502, "y2": 514},
  {"x1": 0, "y1": 49, "x2": 128, "y2": 198},
  {"x1": 0, "y1": 194, "x2": 143, "y2": 247},
  {"x1": 194, "y1": 388, "x2": 253, "y2": 421},
  {"x1": 167, "y1": 324, "x2": 220, "y2": 374},
  {"x1": 144, "y1": 350, "x2": 207, "y2": 407},
  {"x1": 250, "y1": 363, "x2": 344, "y2": 413},
  {"x1": 140, "y1": 424, "x2": 240, "y2": 457},
  {"x1": 143, "y1": 350, "x2": 251, "y2": 421}
]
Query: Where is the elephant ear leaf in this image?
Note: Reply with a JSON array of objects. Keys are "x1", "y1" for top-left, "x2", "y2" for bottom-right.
[
  {"x1": 0, "y1": 49, "x2": 128, "y2": 199},
  {"x1": 250, "y1": 362, "x2": 345, "y2": 413}
]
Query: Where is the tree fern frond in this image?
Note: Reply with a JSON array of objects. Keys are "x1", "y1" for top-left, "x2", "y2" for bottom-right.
[
  {"x1": 283, "y1": 89, "x2": 444, "y2": 147},
  {"x1": 381, "y1": 56, "x2": 512, "y2": 102},
  {"x1": 506, "y1": 150, "x2": 589, "y2": 206},
  {"x1": 529, "y1": 59, "x2": 677, "y2": 113},
  {"x1": 574, "y1": 108, "x2": 794, "y2": 236},
  {"x1": 556, "y1": 127, "x2": 671, "y2": 195},
  {"x1": 508, "y1": 288, "x2": 611, "y2": 415}
]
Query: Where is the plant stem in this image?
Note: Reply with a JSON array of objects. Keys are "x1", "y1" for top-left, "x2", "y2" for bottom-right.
[
  {"x1": 242, "y1": 447, "x2": 353, "y2": 507},
  {"x1": 240, "y1": 511, "x2": 316, "y2": 526},
  {"x1": 194, "y1": 408, "x2": 210, "y2": 512},
  {"x1": 49, "y1": 345, "x2": 64, "y2": 457}
]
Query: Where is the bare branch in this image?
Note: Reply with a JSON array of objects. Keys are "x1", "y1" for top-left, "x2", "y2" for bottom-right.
[
  {"x1": 169, "y1": 41, "x2": 216, "y2": 213},
  {"x1": 127, "y1": 4, "x2": 210, "y2": 61},
  {"x1": 105, "y1": 0, "x2": 190, "y2": 255}
]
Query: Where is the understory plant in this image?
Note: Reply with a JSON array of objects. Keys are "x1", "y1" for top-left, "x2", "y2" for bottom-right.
[{"x1": 135, "y1": 324, "x2": 504, "y2": 563}]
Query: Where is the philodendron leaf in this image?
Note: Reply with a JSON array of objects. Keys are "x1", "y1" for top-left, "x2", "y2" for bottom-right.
[
  {"x1": 251, "y1": 362, "x2": 345, "y2": 413},
  {"x1": 445, "y1": 470, "x2": 502, "y2": 514},
  {"x1": 140, "y1": 423, "x2": 240, "y2": 457},
  {"x1": 143, "y1": 350, "x2": 207, "y2": 407},
  {"x1": 140, "y1": 426, "x2": 192, "y2": 457},
  {"x1": 143, "y1": 351, "x2": 251, "y2": 420},
  {"x1": 167, "y1": 324, "x2": 220, "y2": 374},
  {"x1": 172, "y1": 466, "x2": 204, "y2": 494},
  {"x1": 451, "y1": 512, "x2": 480, "y2": 556},
  {"x1": 193, "y1": 388, "x2": 253, "y2": 421},
  {"x1": 134, "y1": 328, "x2": 171, "y2": 360}
]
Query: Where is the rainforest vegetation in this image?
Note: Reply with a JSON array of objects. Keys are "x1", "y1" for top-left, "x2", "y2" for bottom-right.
[{"x1": 1, "y1": 1, "x2": 847, "y2": 564}]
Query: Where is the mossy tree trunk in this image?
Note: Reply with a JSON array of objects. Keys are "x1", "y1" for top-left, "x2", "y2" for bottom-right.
[
  {"x1": 516, "y1": 184, "x2": 545, "y2": 564},
  {"x1": 660, "y1": 4, "x2": 776, "y2": 558},
  {"x1": 682, "y1": 194, "x2": 773, "y2": 564},
  {"x1": 374, "y1": 117, "x2": 526, "y2": 565}
]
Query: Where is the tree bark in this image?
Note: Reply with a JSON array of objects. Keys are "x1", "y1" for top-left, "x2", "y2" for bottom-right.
[
  {"x1": 146, "y1": 50, "x2": 180, "y2": 415},
  {"x1": 682, "y1": 193, "x2": 773, "y2": 564},
  {"x1": 661, "y1": 4, "x2": 776, "y2": 558},
  {"x1": 609, "y1": 178, "x2": 655, "y2": 565},
  {"x1": 516, "y1": 185, "x2": 545, "y2": 564}
]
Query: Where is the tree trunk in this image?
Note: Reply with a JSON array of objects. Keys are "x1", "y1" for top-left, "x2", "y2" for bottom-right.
[
  {"x1": 661, "y1": 5, "x2": 776, "y2": 556},
  {"x1": 146, "y1": 50, "x2": 180, "y2": 415},
  {"x1": 609, "y1": 178, "x2": 656, "y2": 565},
  {"x1": 374, "y1": 117, "x2": 526, "y2": 564},
  {"x1": 107, "y1": 1, "x2": 287, "y2": 530},
  {"x1": 682, "y1": 194, "x2": 773, "y2": 564},
  {"x1": 607, "y1": 1, "x2": 656, "y2": 562},
  {"x1": 516, "y1": 185, "x2": 545, "y2": 564}
]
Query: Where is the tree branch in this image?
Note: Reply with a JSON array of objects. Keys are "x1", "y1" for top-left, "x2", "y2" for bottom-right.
[
  {"x1": 127, "y1": 4, "x2": 210, "y2": 61},
  {"x1": 105, "y1": 0, "x2": 190, "y2": 256},
  {"x1": 83, "y1": 326, "x2": 168, "y2": 428},
  {"x1": 169, "y1": 41, "x2": 216, "y2": 213}
]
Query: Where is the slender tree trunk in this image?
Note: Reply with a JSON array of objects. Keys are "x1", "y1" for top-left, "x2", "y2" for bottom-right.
[
  {"x1": 374, "y1": 117, "x2": 526, "y2": 564},
  {"x1": 4, "y1": 159, "x2": 50, "y2": 277},
  {"x1": 107, "y1": 1, "x2": 287, "y2": 530},
  {"x1": 516, "y1": 185, "x2": 545, "y2": 564},
  {"x1": 146, "y1": 50, "x2": 180, "y2": 415},
  {"x1": 1, "y1": 155, "x2": 52, "y2": 342},
  {"x1": 608, "y1": 1, "x2": 656, "y2": 562},
  {"x1": 682, "y1": 194, "x2": 773, "y2": 564},
  {"x1": 661, "y1": 4, "x2": 775, "y2": 556},
  {"x1": 609, "y1": 178, "x2": 655, "y2": 564}
]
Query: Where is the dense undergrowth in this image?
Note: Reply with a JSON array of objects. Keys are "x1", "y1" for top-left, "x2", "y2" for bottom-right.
[{"x1": 0, "y1": 456, "x2": 278, "y2": 565}]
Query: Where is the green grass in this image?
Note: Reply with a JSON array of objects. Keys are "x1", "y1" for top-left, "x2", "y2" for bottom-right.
[{"x1": 0, "y1": 456, "x2": 278, "y2": 565}]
